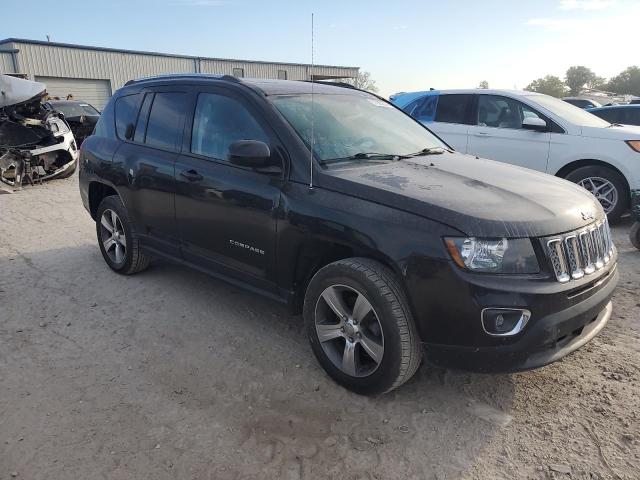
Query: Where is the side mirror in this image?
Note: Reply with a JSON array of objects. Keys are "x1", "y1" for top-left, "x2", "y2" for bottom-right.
[
  {"x1": 124, "y1": 123, "x2": 135, "y2": 140},
  {"x1": 522, "y1": 117, "x2": 548, "y2": 132},
  {"x1": 228, "y1": 140, "x2": 272, "y2": 168}
]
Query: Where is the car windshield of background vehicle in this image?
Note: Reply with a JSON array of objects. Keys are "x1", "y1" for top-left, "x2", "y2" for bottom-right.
[
  {"x1": 527, "y1": 95, "x2": 610, "y2": 128},
  {"x1": 271, "y1": 94, "x2": 446, "y2": 164},
  {"x1": 54, "y1": 102, "x2": 100, "y2": 117}
]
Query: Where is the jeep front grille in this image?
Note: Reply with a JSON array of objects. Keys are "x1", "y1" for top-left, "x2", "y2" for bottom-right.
[{"x1": 545, "y1": 219, "x2": 614, "y2": 283}]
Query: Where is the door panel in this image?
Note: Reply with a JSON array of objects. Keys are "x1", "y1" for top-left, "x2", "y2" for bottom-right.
[
  {"x1": 425, "y1": 94, "x2": 473, "y2": 153},
  {"x1": 111, "y1": 90, "x2": 189, "y2": 257},
  {"x1": 174, "y1": 88, "x2": 282, "y2": 291},
  {"x1": 467, "y1": 95, "x2": 550, "y2": 171},
  {"x1": 427, "y1": 122, "x2": 469, "y2": 152},
  {"x1": 113, "y1": 142, "x2": 180, "y2": 256}
]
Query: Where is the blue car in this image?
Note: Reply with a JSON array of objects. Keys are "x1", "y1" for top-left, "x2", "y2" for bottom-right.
[{"x1": 587, "y1": 104, "x2": 640, "y2": 127}]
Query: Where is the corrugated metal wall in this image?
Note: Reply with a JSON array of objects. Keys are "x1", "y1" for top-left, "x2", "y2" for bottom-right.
[
  {"x1": 6, "y1": 40, "x2": 358, "y2": 94},
  {"x1": 0, "y1": 51, "x2": 15, "y2": 74},
  {"x1": 15, "y1": 42, "x2": 195, "y2": 91}
]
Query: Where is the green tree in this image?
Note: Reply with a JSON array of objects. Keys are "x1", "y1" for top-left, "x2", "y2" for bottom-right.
[
  {"x1": 588, "y1": 76, "x2": 606, "y2": 90},
  {"x1": 565, "y1": 66, "x2": 596, "y2": 95},
  {"x1": 606, "y1": 66, "x2": 640, "y2": 96},
  {"x1": 478, "y1": 80, "x2": 489, "y2": 89},
  {"x1": 342, "y1": 71, "x2": 378, "y2": 93},
  {"x1": 525, "y1": 75, "x2": 566, "y2": 97}
]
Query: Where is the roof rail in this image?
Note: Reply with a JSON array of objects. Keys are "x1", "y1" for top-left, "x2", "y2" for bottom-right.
[
  {"x1": 304, "y1": 80, "x2": 356, "y2": 90},
  {"x1": 124, "y1": 73, "x2": 240, "y2": 86}
]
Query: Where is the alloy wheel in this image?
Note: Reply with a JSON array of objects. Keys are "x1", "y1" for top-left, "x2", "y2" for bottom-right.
[
  {"x1": 578, "y1": 176, "x2": 618, "y2": 214},
  {"x1": 314, "y1": 284, "x2": 384, "y2": 377},
  {"x1": 100, "y1": 209, "x2": 127, "y2": 264}
]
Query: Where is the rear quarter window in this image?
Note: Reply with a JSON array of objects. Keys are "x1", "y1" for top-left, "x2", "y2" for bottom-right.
[
  {"x1": 114, "y1": 93, "x2": 142, "y2": 140},
  {"x1": 92, "y1": 99, "x2": 116, "y2": 138}
]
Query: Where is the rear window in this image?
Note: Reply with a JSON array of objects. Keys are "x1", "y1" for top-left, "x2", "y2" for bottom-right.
[
  {"x1": 92, "y1": 100, "x2": 115, "y2": 138},
  {"x1": 435, "y1": 94, "x2": 472, "y2": 124},
  {"x1": 114, "y1": 93, "x2": 141, "y2": 140},
  {"x1": 144, "y1": 92, "x2": 188, "y2": 152}
]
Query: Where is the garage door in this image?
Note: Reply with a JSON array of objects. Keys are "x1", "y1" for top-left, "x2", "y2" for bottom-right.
[{"x1": 35, "y1": 77, "x2": 112, "y2": 110}]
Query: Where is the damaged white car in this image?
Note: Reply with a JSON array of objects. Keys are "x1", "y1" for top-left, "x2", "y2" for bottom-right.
[{"x1": 0, "y1": 74, "x2": 78, "y2": 190}]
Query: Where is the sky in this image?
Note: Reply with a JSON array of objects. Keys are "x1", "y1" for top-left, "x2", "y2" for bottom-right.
[{"x1": 3, "y1": 0, "x2": 639, "y2": 97}]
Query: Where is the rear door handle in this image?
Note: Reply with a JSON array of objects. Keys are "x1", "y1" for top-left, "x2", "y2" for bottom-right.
[
  {"x1": 180, "y1": 169, "x2": 203, "y2": 182},
  {"x1": 474, "y1": 131, "x2": 490, "y2": 136}
]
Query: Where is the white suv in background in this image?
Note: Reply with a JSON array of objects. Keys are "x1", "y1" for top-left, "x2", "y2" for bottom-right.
[{"x1": 390, "y1": 89, "x2": 640, "y2": 221}]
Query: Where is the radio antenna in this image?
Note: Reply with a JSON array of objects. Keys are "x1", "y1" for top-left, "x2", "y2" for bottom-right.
[{"x1": 309, "y1": 12, "x2": 315, "y2": 190}]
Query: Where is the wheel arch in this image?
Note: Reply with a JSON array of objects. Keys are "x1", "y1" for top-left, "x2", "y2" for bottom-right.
[
  {"x1": 289, "y1": 239, "x2": 403, "y2": 315},
  {"x1": 555, "y1": 159, "x2": 630, "y2": 194},
  {"x1": 88, "y1": 181, "x2": 120, "y2": 220}
]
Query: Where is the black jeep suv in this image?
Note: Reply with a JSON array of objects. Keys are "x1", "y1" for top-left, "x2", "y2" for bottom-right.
[{"x1": 79, "y1": 75, "x2": 618, "y2": 395}]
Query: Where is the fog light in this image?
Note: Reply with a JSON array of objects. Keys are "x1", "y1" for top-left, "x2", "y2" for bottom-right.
[{"x1": 482, "y1": 308, "x2": 531, "y2": 336}]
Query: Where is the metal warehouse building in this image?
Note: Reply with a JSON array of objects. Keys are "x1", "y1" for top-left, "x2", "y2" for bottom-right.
[{"x1": 0, "y1": 38, "x2": 358, "y2": 109}]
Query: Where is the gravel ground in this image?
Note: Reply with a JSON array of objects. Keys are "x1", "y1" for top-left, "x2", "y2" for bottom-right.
[{"x1": 0, "y1": 176, "x2": 638, "y2": 480}]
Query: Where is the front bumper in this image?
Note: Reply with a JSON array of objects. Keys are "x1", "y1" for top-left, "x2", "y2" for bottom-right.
[{"x1": 422, "y1": 264, "x2": 618, "y2": 372}]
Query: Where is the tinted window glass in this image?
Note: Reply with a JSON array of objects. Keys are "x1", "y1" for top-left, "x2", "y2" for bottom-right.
[
  {"x1": 401, "y1": 98, "x2": 422, "y2": 116},
  {"x1": 627, "y1": 108, "x2": 640, "y2": 126},
  {"x1": 592, "y1": 108, "x2": 619, "y2": 123},
  {"x1": 477, "y1": 95, "x2": 544, "y2": 129},
  {"x1": 134, "y1": 93, "x2": 154, "y2": 143},
  {"x1": 435, "y1": 94, "x2": 472, "y2": 124},
  {"x1": 93, "y1": 99, "x2": 115, "y2": 138},
  {"x1": 114, "y1": 93, "x2": 141, "y2": 140},
  {"x1": 144, "y1": 92, "x2": 187, "y2": 152},
  {"x1": 191, "y1": 93, "x2": 268, "y2": 161},
  {"x1": 413, "y1": 95, "x2": 438, "y2": 122}
]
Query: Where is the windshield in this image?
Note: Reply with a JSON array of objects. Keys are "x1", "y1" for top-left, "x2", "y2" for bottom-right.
[
  {"x1": 525, "y1": 94, "x2": 610, "y2": 128},
  {"x1": 271, "y1": 93, "x2": 446, "y2": 163},
  {"x1": 51, "y1": 102, "x2": 100, "y2": 117}
]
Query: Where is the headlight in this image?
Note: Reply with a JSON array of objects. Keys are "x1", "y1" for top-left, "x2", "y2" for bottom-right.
[
  {"x1": 444, "y1": 237, "x2": 539, "y2": 273},
  {"x1": 626, "y1": 140, "x2": 640, "y2": 152}
]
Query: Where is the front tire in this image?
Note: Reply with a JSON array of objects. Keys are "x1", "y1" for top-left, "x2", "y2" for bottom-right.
[
  {"x1": 565, "y1": 165, "x2": 628, "y2": 222},
  {"x1": 95, "y1": 195, "x2": 151, "y2": 275},
  {"x1": 303, "y1": 258, "x2": 422, "y2": 395}
]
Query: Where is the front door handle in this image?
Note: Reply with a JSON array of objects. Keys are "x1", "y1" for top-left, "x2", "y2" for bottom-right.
[
  {"x1": 180, "y1": 169, "x2": 203, "y2": 182},
  {"x1": 474, "y1": 131, "x2": 490, "y2": 136}
]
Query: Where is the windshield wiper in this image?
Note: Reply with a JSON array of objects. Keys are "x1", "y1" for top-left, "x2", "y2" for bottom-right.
[
  {"x1": 320, "y1": 152, "x2": 404, "y2": 165},
  {"x1": 404, "y1": 147, "x2": 446, "y2": 157},
  {"x1": 607, "y1": 123, "x2": 624, "y2": 128},
  {"x1": 320, "y1": 147, "x2": 447, "y2": 165}
]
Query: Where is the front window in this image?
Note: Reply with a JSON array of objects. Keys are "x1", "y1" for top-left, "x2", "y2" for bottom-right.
[
  {"x1": 191, "y1": 93, "x2": 268, "y2": 161},
  {"x1": 271, "y1": 93, "x2": 446, "y2": 163},
  {"x1": 477, "y1": 95, "x2": 545, "y2": 129},
  {"x1": 527, "y1": 95, "x2": 610, "y2": 128}
]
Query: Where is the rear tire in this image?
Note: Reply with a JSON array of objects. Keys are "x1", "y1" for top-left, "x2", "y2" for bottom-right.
[
  {"x1": 95, "y1": 195, "x2": 151, "y2": 275},
  {"x1": 564, "y1": 165, "x2": 628, "y2": 223},
  {"x1": 630, "y1": 222, "x2": 640, "y2": 250},
  {"x1": 303, "y1": 258, "x2": 422, "y2": 395}
]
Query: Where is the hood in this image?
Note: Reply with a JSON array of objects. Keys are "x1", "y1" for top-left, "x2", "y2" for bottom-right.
[
  {"x1": 581, "y1": 123, "x2": 640, "y2": 140},
  {"x1": 320, "y1": 151, "x2": 603, "y2": 238},
  {"x1": 0, "y1": 74, "x2": 46, "y2": 108}
]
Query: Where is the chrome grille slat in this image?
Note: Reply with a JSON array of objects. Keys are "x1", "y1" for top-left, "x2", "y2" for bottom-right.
[{"x1": 545, "y1": 220, "x2": 614, "y2": 283}]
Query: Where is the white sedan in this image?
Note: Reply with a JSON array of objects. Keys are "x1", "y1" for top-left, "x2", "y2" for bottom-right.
[{"x1": 390, "y1": 89, "x2": 640, "y2": 221}]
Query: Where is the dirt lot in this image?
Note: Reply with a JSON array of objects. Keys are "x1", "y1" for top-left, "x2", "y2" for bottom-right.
[{"x1": 0, "y1": 176, "x2": 638, "y2": 480}]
